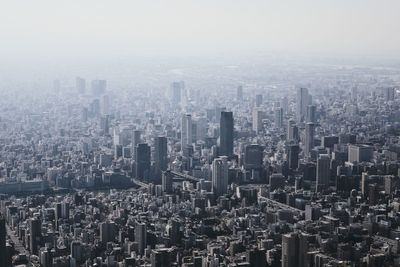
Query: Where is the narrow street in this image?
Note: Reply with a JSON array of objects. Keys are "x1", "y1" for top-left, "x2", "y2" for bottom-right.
[{"x1": 6, "y1": 223, "x2": 30, "y2": 257}]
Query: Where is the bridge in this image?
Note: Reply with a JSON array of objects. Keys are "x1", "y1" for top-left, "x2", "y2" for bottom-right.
[
  {"x1": 170, "y1": 171, "x2": 201, "y2": 183},
  {"x1": 131, "y1": 177, "x2": 150, "y2": 189},
  {"x1": 131, "y1": 171, "x2": 201, "y2": 189}
]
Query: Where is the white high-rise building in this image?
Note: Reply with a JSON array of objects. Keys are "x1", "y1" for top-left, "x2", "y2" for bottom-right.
[
  {"x1": 304, "y1": 123, "x2": 315, "y2": 158},
  {"x1": 296, "y1": 87, "x2": 310, "y2": 122},
  {"x1": 181, "y1": 114, "x2": 192, "y2": 149}
]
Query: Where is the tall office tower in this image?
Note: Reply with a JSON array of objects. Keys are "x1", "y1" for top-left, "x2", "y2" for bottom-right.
[
  {"x1": 247, "y1": 249, "x2": 267, "y2": 267},
  {"x1": 296, "y1": 87, "x2": 310, "y2": 122},
  {"x1": 132, "y1": 130, "x2": 141, "y2": 156},
  {"x1": 255, "y1": 94, "x2": 263, "y2": 107},
  {"x1": 154, "y1": 137, "x2": 168, "y2": 180},
  {"x1": 61, "y1": 202, "x2": 70, "y2": 219},
  {"x1": 212, "y1": 156, "x2": 229, "y2": 196},
  {"x1": 384, "y1": 87, "x2": 395, "y2": 101},
  {"x1": 162, "y1": 170, "x2": 173, "y2": 194},
  {"x1": 237, "y1": 85, "x2": 243, "y2": 101},
  {"x1": 244, "y1": 144, "x2": 263, "y2": 170},
  {"x1": 135, "y1": 143, "x2": 151, "y2": 180},
  {"x1": 151, "y1": 248, "x2": 172, "y2": 267},
  {"x1": 321, "y1": 136, "x2": 339, "y2": 149},
  {"x1": 170, "y1": 81, "x2": 183, "y2": 105},
  {"x1": 102, "y1": 94, "x2": 110, "y2": 115},
  {"x1": 113, "y1": 127, "x2": 121, "y2": 146},
  {"x1": 306, "y1": 105, "x2": 316, "y2": 123},
  {"x1": 71, "y1": 241, "x2": 82, "y2": 263},
  {"x1": 100, "y1": 115, "x2": 109, "y2": 135},
  {"x1": 220, "y1": 111, "x2": 234, "y2": 156},
  {"x1": 348, "y1": 144, "x2": 373, "y2": 163},
  {"x1": 281, "y1": 96, "x2": 289, "y2": 115},
  {"x1": 282, "y1": 233, "x2": 308, "y2": 267},
  {"x1": 99, "y1": 221, "x2": 116, "y2": 243},
  {"x1": 252, "y1": 108, "x2": 264, "y2": 134},
  {"x1": 275, "y1": 107, "x2": 284, "y2": 128},
  {"x1": 91, "y1": 79, "x2": 107, "y2": 96},
  {"x1": 181, "y1": 114, "x2": 193, "y2": 150},
  {"x1": 123, "y1": 147, "x2": 131, "y2": 158},
  {"x1": 287, "y1": 120, "x2": 299, "y2": 142},
  {"x1": 304, "y1": 123, "x2": 315, "y2": 158},
  {"x1": 169, "y1": 218, "x2": 182, "y2": 245},
  {"x1": 115, "y1": 144, "x2": 123, "y2": 159},
  {"x1": 135, "y1": 222, "x2": 147, "y2": 255},
  {"x1": 316, "y1": 154, "x2": 331, "y2": 192},
  {"x1": 0, "y1": 216, "x2": 6, "y2": 267},
  {"x1": 29, "y1": 218, "x2": 41, "y2": 255},
  {"x1": 39, "y1": 247, "x2": 53, "y2": 267},
  {"x1": 55, "y1": 202, "x2": 62, "y2": 228},
  {"x1": 288, "y1": 144, "x2": 299, "y2": 170},
  {"x1": 76, "y1": 76, "x2": 86, "y2": 94}
]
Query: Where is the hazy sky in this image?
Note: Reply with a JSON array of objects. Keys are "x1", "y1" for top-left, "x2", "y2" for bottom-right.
[{"x1": 1, "y1": 0, "x2": 400, "y2": 62}]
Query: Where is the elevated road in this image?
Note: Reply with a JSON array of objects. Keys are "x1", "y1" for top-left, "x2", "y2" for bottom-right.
[
  {"x1": 6, "y1": 223, "x2": 30, "y2": 258},
  {"x1": 131, "y1": 171, "x2": 200, "y2": 189},
  {"x1": 258, "y1": 196, "x2": 304, "y2": 215},
  {"x1": 131, "y1": 178, "x2": 150, "y2": 189},
  {"x1": 170, "y1": 171, "x2": 200, "y2": 183}
]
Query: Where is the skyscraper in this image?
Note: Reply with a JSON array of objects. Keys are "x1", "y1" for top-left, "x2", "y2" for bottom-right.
[
  {"x1": 288, "y1": 144, "x2": 299, "y2": 170},
  {"x1": 162, "y1": 170, "x2": 173, "y2": 194},
  {"x1": 275, "y1": 107, "x2": 284, "y2": 128},
  {"x1": 244, "y1": 144, "x2": 263, "y2": 170},
  {"x1": 252, "y1": 108, "x2": 264, "y2": 133},
  {"x1": 306, "y1": 105, "x2": 316, "y2": 123},
  {"x1": 102, "y1": 94, "x2": 110, "y2": 115},
  {"x1": 135, "y1": 143, "x2": 151, "y2": 180},
  {"x1": 255, "y1": 94, "x2": 263, "y2": 107},
  {"x1": 237, "y1": 85, "x2": 243, "y2": 101},
  {"x1": 281, "y1": 232, "x2": 308, "y2": 267},
  {"x1": 220, "y1": 111, "x2": 234, "y2": 157},
  {"x1": 100, "y1": 221, "x2": 116, "y2": 243},
  {"x1": 0, "y1": 215, "x2": 6, "y2": 267},
  {"x1": 316, "y1": 154, "x2": 331, "y2": 192},
  {"x1": 132, "y1": 130, "x2": 141, "y2": 157},
  {"x1": 287, "y1": 120, "x2": 299, "y2": 142},
  {"x1": 212, "y1": 156, "x2": 229, "y2": 196},
  {"x1": 304, "y1": 123, "x2": 315, "y2": 158},
  {"x1": 151, "y1": 248, "x2": 172, "y2": 267},
  {"x1": 181, "y1": 114, "x2": 192, "y2": 150},
  {"x1": 154, "y1": 136, "x2": 168, "y2": 181},
  {"x1": 135, "y1": 221, "x2": 147, "y2": 255},
  {"x1": 281, "y1": 96, "x2": 289, "y2": 115},
  {"x1": 170, "y1": 81, "x2": 184, "y2": 105},
  {"x1": 29, "y1": 217, "x2": 42, "y2": 255},
  {"x1": 296, "y1": 87, "x2": 310, "y2": 122},
  {"x1": 348, "y1": 144, "x2": 373, "y2": 163},
  {"x1": 100, "y1": 115, "x2": 109, "y2": 134}
]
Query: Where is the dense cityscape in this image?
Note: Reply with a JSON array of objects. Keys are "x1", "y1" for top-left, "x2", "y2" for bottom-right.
[{"x1": 0, "y1": 59, "x2": 399, "y2": 267}]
